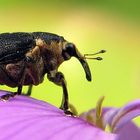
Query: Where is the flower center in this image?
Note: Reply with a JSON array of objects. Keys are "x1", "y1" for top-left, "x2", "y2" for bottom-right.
[
  {"x1": 84, "y1": 96, "x2": 105, "y2": 129},
  {"x1": 79, "y1": 96, "x2": 111, "y2": 131}
]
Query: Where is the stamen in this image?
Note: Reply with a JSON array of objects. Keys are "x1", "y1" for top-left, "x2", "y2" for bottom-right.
[
  {"x1": 96, "y1": 96, "x2": 105, "y2": 119},
  {"x1": 79, "y1": 96, "x2": 106, "y2": 130},
  {"x1": 95, "y1": 96, "x2": 105, "y2": 129}
]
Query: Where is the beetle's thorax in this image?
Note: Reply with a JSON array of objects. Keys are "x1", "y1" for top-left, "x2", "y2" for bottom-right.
[{"x1": 35, "y1": 38, "x2": 65, "y2": 72}]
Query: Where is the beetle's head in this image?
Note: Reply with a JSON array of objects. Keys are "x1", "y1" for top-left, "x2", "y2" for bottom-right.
[{"x1": 62, "y1": 42, "x2": 106, "y2": 81}]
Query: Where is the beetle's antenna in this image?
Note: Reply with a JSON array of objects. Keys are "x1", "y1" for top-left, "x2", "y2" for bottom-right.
[
  {"x1": 85, "y1": 57, "x2": 103, "y2": 60},
  {"x1": 84, "y1": 50, "x2": 106, "y2": 56},
  {"x1": 84, "y1": 50, "x2": 106, "y2": 61}
]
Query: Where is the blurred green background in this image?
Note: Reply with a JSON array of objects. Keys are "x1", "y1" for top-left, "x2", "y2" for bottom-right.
[{"x1": 0, "y1": 0, "x2": 140, "y2": 119}]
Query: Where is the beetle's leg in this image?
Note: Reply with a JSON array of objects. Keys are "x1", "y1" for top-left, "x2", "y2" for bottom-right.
[
  {"x1": 0, "y1": 57, "x2": 29, "y2": 101},
  {"x1": 56, "y1": 72, "x2": 69, "y2": 111},
  {"x1": 25, "y1": 85, "x2": 33, "y2": 96},
  {"x1": 16, "y1": 60, "x2": 27, "y2": 95},
  {"x1": 17, "y1": 85, "x2": 23, "y2": 95},
  {"x1": 22, "y1": 54, "x2": 36, "y2": 96},
  {"x1": 22, "y1": 46, "x2": 42, "y2": 96},
  {"x1": 0, "y1": 85, "x2": 23, "y2": 101},
  {"x1": 0, "y1": 71, "x2": 25, "y2": 101},
  {"x1": 47, "y1": 72, "x2": 72, "y2": 115},
  {"x1": 0, "y1": 92, "x2": 17, "y2": 101}
]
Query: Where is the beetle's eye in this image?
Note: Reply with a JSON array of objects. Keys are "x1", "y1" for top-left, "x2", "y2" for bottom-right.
[
  {"x1": 62, "y1": 43, "x2": 76, "y2": 60},
  {"x1": 65, "y1": 43, "x2": 76, "y2": 56}
]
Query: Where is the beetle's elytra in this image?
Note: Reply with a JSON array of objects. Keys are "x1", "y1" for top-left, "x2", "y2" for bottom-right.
[{"x1": 0, "y1": 32, "x2": 105, "y2": 114}]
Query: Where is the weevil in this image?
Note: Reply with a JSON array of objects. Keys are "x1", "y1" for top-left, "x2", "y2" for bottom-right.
[{"x1": 0, "y1": 32, "x2": 105, "y2": 114}]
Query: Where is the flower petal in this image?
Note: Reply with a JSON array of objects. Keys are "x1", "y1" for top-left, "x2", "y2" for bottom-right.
[
  {"x1": 0, "y1": 90, "x2": 116, "y2": 140},
  {"x1": 102, "y1": 108, "x2": 119, "y2": 129},
  {"x1": 111, "y1": 100, "x2": 140, "y2": 132},
  {"x1": 116, "y1": 122, "x2": 140, "y2": 140}
]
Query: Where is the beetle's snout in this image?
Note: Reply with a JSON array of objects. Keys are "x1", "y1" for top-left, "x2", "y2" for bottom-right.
[{"x1": 62, "y1": 43, "x2": 92, "y2": 81}]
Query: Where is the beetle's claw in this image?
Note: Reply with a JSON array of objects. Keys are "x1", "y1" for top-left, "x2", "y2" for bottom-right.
[
  {"x1": 0, "y1": 92, "x2": 17, "y2": 101},
  {"x1": 64, "y1": 110, "x2": 73, "y2": 116},
  {"x1": 0, "y1": 94, "x2": 11, "y2": 101}
]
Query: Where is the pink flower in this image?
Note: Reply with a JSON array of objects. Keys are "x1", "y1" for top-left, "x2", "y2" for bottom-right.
[
  {"x1": 0, "y1": 90, "x2": 115, "y2": 140},
  {"x1": 0, "y1": 90, "x2": 140, "y2": 140}
]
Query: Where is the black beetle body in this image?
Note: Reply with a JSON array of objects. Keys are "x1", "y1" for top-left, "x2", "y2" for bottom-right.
[{"x1": 0, "y1": 32, "x2": 92, "y2": 114}]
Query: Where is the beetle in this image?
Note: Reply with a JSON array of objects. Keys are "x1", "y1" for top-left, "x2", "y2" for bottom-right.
[{"x1": 0, "y1": 32, "x2": 105, "y2": 114}]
